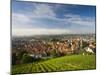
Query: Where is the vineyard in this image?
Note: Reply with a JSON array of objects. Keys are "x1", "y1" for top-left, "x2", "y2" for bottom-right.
[{"x1": 12, "y1": 55, "x2": 96, "y2": 74}]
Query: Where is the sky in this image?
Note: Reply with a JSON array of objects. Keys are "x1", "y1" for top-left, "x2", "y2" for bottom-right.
[{"x1": 12, "y1": 1, "x2": 96, "y2": 36}]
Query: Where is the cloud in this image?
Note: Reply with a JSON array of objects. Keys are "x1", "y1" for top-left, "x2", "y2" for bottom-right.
[
  {"x1": 12, "y1": 13, "x2": 33, "y2": 28},
  {"x1": 12, "y1": 3, "x2": 95, "y2": 36},
  {"x1": 32, "y1": 4, "x2": 55, "y2": 17},
  {"x1": 64, "y1": 14, "x2": 95, "y2": 26}
]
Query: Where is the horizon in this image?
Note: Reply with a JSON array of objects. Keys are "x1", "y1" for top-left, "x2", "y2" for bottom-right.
[{"x1": 12, "y1": 33, "x2": 95, "y2": 37}]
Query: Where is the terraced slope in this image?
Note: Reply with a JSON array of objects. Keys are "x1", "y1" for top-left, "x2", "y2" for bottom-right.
[{"x1": 12, "y1": 55, "x2": 96, "y2": 74}]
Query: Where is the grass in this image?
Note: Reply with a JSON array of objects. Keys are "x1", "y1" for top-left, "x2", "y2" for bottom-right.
[{"x1": 12, "y1": 55, "x2": 96, "y2": 74}]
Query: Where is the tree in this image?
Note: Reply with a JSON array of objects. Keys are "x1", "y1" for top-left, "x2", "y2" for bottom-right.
[
  {"x1": 82, "y1": 41, "x2": 89, "y2": 48},
  {"x1": 12, "y1": 53, "x2": 17, "y2": 65},
  {"x1": 50, "y1": 49, "x2": 58, "y2": 57},
  {"x1": 21, "y1": 54, "x2": 33, "y2": 63},
  {"x1": 17, "y1": 50, "x2": 27, "y2": 60}
]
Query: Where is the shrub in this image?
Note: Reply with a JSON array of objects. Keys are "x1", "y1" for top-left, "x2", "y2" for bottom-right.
[{"x1": 21, "y1": 54, "x2": 33, "y2": 63}]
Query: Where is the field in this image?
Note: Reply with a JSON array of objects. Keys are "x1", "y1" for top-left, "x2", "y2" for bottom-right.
[{"x1": 12, "y1": 55, "x2": 96, "y2": 74}]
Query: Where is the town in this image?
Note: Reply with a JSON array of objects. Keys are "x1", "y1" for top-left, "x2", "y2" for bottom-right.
[{"x1": 12, "y1": 34, "x2": 96, "y2": 65}]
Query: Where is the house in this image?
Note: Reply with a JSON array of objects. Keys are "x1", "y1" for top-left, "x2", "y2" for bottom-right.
[{"x1": 84, "y1": 47, "x2": 94, "y2": 53}]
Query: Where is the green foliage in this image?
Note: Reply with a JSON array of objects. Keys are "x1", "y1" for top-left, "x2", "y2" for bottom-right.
[
  {"x1": 12, "y1": 53, "x2": 17, "y2": 65},
  {"x1": 12, "y1": 50, "x2": 28, "y2": 65},
  {"x1": 12, "y1": 55, "x2": 96, "y2": 74},
  {"x1": 21, "y1": 54, "x2": 33, "y2": 63},
  {"x1": 51, "y1": 38, "x2": 59, "y2": 42},
  {"x1": 50, "y1": 49, "x2": 59, "y2": 57},
  {"x1": 82, "y1": 41, "x2": 89, "y2": 48},
  {"x1": 17, "y1": 51, "x2": 27, "y2": 60}
]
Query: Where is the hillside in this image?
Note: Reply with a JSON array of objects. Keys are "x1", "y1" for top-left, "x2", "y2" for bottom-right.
[{"x1": 12, "y1": 55, "x2": 96, "y2": 74}]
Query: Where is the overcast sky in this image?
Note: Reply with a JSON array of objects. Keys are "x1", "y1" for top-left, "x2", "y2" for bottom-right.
[{"x1": 12, "y1": 1, "x2": 96, "y2": 36}]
